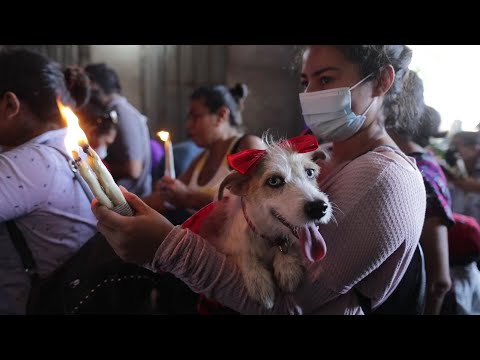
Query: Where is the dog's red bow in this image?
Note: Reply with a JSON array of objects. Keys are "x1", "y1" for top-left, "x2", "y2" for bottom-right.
[{"x1": 227, "y1": 135, "x2": 319, "y2": 175}]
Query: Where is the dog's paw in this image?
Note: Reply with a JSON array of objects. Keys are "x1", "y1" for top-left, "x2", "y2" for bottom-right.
[
  {"x1": 243, "y1": 266, "x2": 276, "y2": 309},
  {"x1": 274, "y1": 253, "x2": 304, "y2": 293}
]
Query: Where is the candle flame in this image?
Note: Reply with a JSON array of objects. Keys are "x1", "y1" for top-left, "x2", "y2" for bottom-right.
[
  {"x1": 58, "y1": 99, "x2": 89, "y2": 157},
  {"x1": 158, "y1": 131, "x2": 170, "y2": 142}
]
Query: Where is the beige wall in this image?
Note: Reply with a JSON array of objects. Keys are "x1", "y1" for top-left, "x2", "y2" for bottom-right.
[
  {"x1": 226, "y1": 45, "x2": 304, "y2": 139},
  {"x1": 88, "y1": 45, "x2": 304, "y2": 139},
  {"x1": 89, "y1": 45, "x2": 142, "y2": 110}
]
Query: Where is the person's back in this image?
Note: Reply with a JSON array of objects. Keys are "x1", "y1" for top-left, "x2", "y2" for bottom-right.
[
  {"x1": 0, "y1": 50, "x2": 97, "y2": 314},
  {"x1": 85, "y1": 63, "x2": 152, "y2": 198}
]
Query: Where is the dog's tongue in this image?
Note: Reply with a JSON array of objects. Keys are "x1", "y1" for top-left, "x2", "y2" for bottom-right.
[{"x1": 299, "y1": 224, "x2": 326, "y2": 262}]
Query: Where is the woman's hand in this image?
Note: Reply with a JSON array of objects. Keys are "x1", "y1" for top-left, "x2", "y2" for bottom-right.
[
  {"x1": 91, "y1": 186, "x2": 175, "y2": 264},
  {"x1": 157, "y1": 176, "x2": 192, "y2": 208}
]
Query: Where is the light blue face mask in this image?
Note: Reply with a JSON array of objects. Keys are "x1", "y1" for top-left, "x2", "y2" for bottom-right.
[{"x1": 299, "y1": 74, "x2": 375, "y2": 142}]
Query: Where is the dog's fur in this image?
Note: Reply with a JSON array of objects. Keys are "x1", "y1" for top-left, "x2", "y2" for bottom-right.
[{"x1": 198, "y1": 139, "x2": 332, "y2": 309}]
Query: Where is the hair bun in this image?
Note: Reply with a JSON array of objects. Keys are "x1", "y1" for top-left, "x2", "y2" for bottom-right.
[
  {"x1": 229, "y1": 83, "x2": 249, "y2": 103},
  {"x1": 64, "y1": 66, "x2": 91, "y2": 108}
]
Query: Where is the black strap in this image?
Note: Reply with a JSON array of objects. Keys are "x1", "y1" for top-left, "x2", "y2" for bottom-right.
[
  {"x1": 230, "y1": 134, "x2": 248, "y2": 155},
  {"x1": 226, "y1": 135, "x2": 248, "y2": 171},
  {"x1": 6, "y1": 221, "x2": 38, "y2": 281},
  {"x1": 353, "y1": 287, "x2": 372, "y2": 315},
  {"x1": 45, "y1": 145, "x2": 94, "y2": 202}
]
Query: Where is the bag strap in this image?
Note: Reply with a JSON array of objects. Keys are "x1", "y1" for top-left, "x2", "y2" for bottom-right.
[
  {"x1": 6, "y1": 221, "x2": 39, "y2": 281},
  {"x1": 45, "y1": 144, "x2": 94, "y2": 202}
]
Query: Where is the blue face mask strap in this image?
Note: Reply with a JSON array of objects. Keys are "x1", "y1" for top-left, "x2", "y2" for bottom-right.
[
  {"x1": 350, "y1": 73, "x2": 374, "y2": 91},
  {"x1": 350, "y1": 73, "x2": 376, "y2": 118},
  {"x1": 361, "y1": 98, "x2": 376, "y2": 117}
]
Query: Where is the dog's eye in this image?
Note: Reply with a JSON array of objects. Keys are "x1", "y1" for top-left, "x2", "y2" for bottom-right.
[
  {"x1": 267, "y1": 176, "x2": 285, "y2": 188},
  {"x1": 305, "y1": 168, "x2": 316, "y2": 178}
]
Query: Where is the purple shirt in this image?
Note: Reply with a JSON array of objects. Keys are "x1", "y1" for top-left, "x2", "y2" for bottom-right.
[
  {"x1": 410, "y1": 151, "x2": 454, "y2": 227},
  {"x1": 0, "y1": 128, "x2": 97, "y2": 314}
]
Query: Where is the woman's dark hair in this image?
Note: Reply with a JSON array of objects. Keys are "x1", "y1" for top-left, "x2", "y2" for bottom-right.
[
  {"x1": 384, "y1": 70, "x2": 426, "y2": 139},
  {"x1": 0, "y1": 48, "x2": 90, "y2": 123},
  {"x1": 76, "y1": 101, "x2": 118, "y2": 137},
  {"x1": 84, "y1": 63, "x2": 122, "y2": 95},
  {"x1": 332, "y1": 46, "x2": 412, "y2": 124},
  {"x1": 412, "y1": 106, "x2": 447, "y2": 147},
  {"x1": 190, "y1": 85, "x2": 241, "y2": 127}
]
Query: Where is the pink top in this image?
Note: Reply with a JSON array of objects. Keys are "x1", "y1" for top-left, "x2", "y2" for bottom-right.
[{"x1": 151, "y1": 147, "x2": 426, "y2": 314}]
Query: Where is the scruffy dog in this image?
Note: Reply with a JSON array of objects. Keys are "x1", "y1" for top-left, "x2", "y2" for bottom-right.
[{"x1": 196, "y1": 135, "x2": 332, "y2": 309}]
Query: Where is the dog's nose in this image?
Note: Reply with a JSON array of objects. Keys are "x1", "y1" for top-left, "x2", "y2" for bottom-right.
[{"x1": 304, "y1": 200, "x2": 329, "y2": 220}]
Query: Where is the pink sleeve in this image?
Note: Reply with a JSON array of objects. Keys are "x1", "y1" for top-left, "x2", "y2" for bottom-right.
[{"x1": 152, "y1": 226, "x2": 339, "y2": 314}]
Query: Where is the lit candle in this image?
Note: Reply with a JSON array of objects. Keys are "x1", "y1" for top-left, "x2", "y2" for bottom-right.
[
  {"x1": 72, "y1": 150, "x2": 114, "y2": 208},
  {"x1": 158, "y1": 131, "x2": 175, "y2": 179},
  {"x1": 81, "y1": 141, "x2": 126, "y2": 206},
  {"x1": 60, "y1": 99, "x2": 133, "y2": 216}
]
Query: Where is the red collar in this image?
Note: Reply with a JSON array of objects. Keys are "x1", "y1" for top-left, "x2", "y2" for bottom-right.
[{"x1": 241, "y1": 197, "x2": 291, "y2": 253}]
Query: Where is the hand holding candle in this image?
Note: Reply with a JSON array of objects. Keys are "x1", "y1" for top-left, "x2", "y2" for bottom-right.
[
  {"x1": 60, "y1": 100, "x2": 134, "y2": 216},
  {"x1": 158, "y1": 131, "x2": 175, "y2": 179}
]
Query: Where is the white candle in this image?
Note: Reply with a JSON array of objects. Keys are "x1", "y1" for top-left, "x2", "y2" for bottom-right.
[
  {"x1": 158, "y1": 131, "x2": 175, "y2": 179},
  {"x1": 72, "y1": 151, "x2": 114, "y2": 208},
  {"x1": 81, "y1": 143, "x2": 127, "y2": 206},
  {"x1": 60, "y1": 99, "x2": 132, "y2": 215}
]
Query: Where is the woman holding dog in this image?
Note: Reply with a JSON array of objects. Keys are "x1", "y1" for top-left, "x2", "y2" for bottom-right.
[{"x1": 93, "y1": 45, "x2": 426, "y2": 314}]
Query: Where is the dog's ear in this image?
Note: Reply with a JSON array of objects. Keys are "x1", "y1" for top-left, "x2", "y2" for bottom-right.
[
  {"x1": 311, "y1": 148, "x2": 329, "y2": 162},
  {"x1": 218, "y1": 171, "x2": 250, "y2": 200}
]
